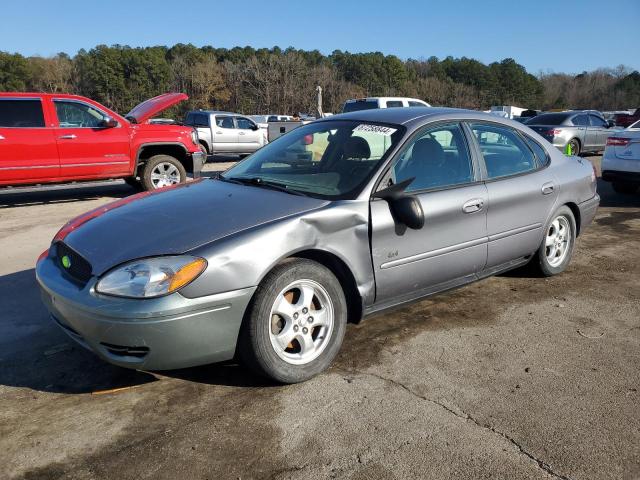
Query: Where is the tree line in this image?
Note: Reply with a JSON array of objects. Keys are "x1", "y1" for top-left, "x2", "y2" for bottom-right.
[{"x1": 1, "y1": 44, "x2": 639, "y2": 117}]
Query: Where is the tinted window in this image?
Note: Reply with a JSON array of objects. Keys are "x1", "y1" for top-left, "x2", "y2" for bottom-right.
[
  {"x1": 523, "y1": 136, "x2": 549, "y2": 167},
  {"x1": 385, "y1": 101, "x2": 403, "y2": 108},
  {"x1": 236, "y1": 117, "x2": 255, "y2": 129},
  {"x1": 0, "y1": 99, "x2": 45, "y2": 127},
  {"x1": 408, "y1": 101, "x2": 425, "y2": 107},
  {"x1": 342, "y1": 100, "x2": 378, "y2": 113},
  {"x1": 267, "y1": 116, "x2": 278, "y2": 122},
  {"x1": 391, "y1": 123, "x2": 473, "y2": 192},
  {"x1": 589, "y1": 115, "x2": 607, "y2": 127},
  {"x1": 55, "y1": 101, "x2": 107, "y2": 128},
  {"x1": 572, "y1": 115, "x2": 589, "y2": 126},
  {"x1": 471, "y1": 123, "x2": 537, "y2": 178},
  {"x1": 216, "y1": 116, "x2": 234, "y2": 129},
  {"x1": 526, "y1": 113, "x2": 569, "y2": 125}
]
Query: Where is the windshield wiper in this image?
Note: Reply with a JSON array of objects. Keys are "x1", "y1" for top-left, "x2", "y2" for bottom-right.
[{"x1": 219, "y1": 176, "x2": 307, "y2": 196}]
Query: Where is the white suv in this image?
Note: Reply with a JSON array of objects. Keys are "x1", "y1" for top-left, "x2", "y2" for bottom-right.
[{"x1": 342, "y1": 97, "x2": 430, "y2": 113}]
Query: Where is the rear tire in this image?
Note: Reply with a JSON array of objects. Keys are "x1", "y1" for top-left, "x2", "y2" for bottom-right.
[
  {"x1": 612, "y1": 182, "x2": 638, "y2": 194},
  {"x1": 531, "y1": 206, "x2": 576, "y2": 277},
  {"x1": 238, "y1": 258, "x2": 347, "y2": 384},
  {"x1": 568, "y1": 138, "x2": 581, "y2": 156},
  {"x1": 141, "y1": 155, "x2": 187, "y2": 191}
]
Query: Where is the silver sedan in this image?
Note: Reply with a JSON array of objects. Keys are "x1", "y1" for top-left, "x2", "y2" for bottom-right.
[{"x1": 36, "y1": 108, "x2": 600, "y2": 383}]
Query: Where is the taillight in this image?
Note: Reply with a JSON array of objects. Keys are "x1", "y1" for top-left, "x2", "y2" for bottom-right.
[
  {"x1": 606, "y1": 137, "x2": 630, "y2": 147},
  {"x1": 545, "y1": 129, "x2": 562, "y2": 136}
]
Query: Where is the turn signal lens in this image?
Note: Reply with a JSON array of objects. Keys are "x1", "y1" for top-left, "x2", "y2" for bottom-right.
[{"x1": 169, "y1": 258, "x2": 208, "y2": 292}]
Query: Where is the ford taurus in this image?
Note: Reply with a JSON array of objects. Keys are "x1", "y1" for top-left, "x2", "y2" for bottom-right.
[{"x1": 36, "y1": 108, "x2": 600, "y2": 383}]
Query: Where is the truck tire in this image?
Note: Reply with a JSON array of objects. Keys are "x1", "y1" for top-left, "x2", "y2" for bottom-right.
[{"x1": 141, "y1": 155, "x2": 187, "y2": 191}]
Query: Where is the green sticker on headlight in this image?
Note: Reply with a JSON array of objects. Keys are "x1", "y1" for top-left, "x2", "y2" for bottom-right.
[{"x1": 61, "y1": 255, "x2": 71, "y2": 269}]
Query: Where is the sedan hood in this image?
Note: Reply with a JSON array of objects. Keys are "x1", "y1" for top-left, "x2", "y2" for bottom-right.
[
  {"x1": 125, "y1": 93, "x2": 188, "y2": 124},
  {"x1": 62, "y1": 180, "x2": 328, "y2": 276}
]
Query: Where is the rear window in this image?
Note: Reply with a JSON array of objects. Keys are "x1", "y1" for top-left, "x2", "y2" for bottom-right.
[
  {"x1": 342, "y1": 100, "x2": 379, "y2": 113},
  {"x1": 526, "y1": 113, "x2": 569, "y2": 126},
  {"x1": 0, "y1": 99, "x2": 45, "y2": 127}
]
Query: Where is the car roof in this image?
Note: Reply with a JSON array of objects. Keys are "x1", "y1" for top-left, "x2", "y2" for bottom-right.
[{"x1": 318, "y1": 106, "x2": 487, "y2": 125}]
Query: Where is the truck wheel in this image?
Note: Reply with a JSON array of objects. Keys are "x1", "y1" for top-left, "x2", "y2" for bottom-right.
[
  {"x1": 531, "y1": 206, "x2": 576, "y2": 277},
  {"x1": 141, "y1": 155, "x2": 186, "y2": 191},
  {"x1": 612, "y1": 182, "x2": 638, "y2": 194},
  {"x1": 238, "y1": 258, "x2": 347, "y2": 384}
]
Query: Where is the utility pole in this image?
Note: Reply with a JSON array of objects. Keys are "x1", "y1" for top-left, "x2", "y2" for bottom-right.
[{"x1": 316, "y1": 85, "x2": 323, "y2": 118}]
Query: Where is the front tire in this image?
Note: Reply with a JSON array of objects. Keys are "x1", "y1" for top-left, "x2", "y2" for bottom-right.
[
  {"x1": 612, "y1": 182, "x2": 638, "y2": 194},
  {"x1": 531, "y1": 206, "x2": 576, "y2": 276},
  {"x1": 141, "y1": 155, "x2": 187, "y2": 191},
  {"x1": 239, "y1": 258, "x2": 347, "y2": 384}
]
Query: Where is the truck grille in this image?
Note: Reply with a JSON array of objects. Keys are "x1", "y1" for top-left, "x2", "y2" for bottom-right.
[{"x1": 55, "y1": 242, "x2": 93, "y2": 284}]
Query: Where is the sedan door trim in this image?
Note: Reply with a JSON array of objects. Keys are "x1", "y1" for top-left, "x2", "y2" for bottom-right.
[
  {"x1": 488, "y1": 223, "x2": 542, "y2": 242},
  {"x1": 381, "y1": 236, "x2": 488, "y2": 269}
]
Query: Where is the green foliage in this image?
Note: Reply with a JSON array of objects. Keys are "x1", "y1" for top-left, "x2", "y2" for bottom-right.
[{"x1": 1, "y1": 44, "x2": 637, "y2": 116}]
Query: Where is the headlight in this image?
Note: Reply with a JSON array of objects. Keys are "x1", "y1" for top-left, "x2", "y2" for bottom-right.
[
  {"x1": 95, "y1": 256, "x2": 207, "y2": 298},
  {"x1": 191, "y1": 130, "x2": 199, "y2": 145}
]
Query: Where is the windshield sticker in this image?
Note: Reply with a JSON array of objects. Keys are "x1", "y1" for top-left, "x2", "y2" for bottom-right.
[{"x1": 353, "y1": 124, "x2": 397, "y2": 136}]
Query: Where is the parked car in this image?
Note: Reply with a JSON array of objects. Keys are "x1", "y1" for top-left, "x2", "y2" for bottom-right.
[
  {"x1": 525, "y1": 110, "x2": 615, "y2": 155},
  {"x1": 184, "y1": 110, "x2": 266, "y2": 155},
  {"x1": 613, "y1": 108, "x2": 640, "y2": 128},
  {"x1": 250, "y1": 114, "x2": 293, "y2": 124},
  {"x1": 37, "y1": 107, "x2": 599, "y2": 383},
  {"x1": 0, "y1": 92, "x2": 205, "y2": 191},
  {"x1": 601, "y1": 119, "x2": 640, "y2": 194},
  {"x1": 342, "y1": 97, "x2": 430, "y2": 113}
]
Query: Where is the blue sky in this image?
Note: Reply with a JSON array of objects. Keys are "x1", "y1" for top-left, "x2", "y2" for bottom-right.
[{"x1": 2, "y1": 0, "x2": 638, "y2": 74}]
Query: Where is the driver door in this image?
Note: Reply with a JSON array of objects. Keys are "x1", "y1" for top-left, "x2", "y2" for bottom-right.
[
  {"x1": 53, "y1": 99, "x2": 130, "y2": 178},
  {"x1": 370, "y1": 122, "x2": 488, "y2": 304}
]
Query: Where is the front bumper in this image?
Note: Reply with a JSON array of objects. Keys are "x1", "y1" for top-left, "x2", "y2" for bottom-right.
[
  {"x1": 190, "y1": 151, "x2": 206, "y2": 178},
  {"x1": 578, "y1": 194, "x2": 600, "y2": 230},
  {"x1": 36, "y1": 254, "x2": 256, "y2": 370}
]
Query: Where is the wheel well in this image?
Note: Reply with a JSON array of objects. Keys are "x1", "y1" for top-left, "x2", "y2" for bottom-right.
[
  {"x1": 565, "y1": 202, "x2": 582, "y2": 236},
  {"x1": 137, "y1": 144, "x2": 193, "y2": 174},
  {"x1": 199, "y1": 141, "x2": 210, "y2": 154},
  {"x1": 290, "y1": 250, "x2": 363, "y2": 324}
]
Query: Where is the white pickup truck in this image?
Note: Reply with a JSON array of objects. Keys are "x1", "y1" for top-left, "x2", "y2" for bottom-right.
[{"x1": 184, "y1": 110, "x2": 267, "y2": 156}]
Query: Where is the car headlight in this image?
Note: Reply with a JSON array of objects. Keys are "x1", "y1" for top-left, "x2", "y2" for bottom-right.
[
  {"x1": 191, "y1": 130, "x2": 199, "y2": 145},
  {"x1": 95, "y1": 256, "x2": 207, "y2": 298}
]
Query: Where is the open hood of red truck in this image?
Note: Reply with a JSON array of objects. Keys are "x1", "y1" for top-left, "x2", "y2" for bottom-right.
[{"x1": 125, "y1": 93, "x2": 188, "y2": 124}]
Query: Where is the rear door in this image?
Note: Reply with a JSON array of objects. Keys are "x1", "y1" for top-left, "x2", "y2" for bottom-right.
[
  {"x1": 588, "y1": 114, "x2": 611, "y2": 149},
  {"x1": 469, "y1": 122, "x2": 557, "y2": 269},
  {"x1": 235, "y1": 117, "x2": 262, "y2": 152},
  {"x1": 53, "y1": 99, "x2": 130, "y2": 178},
  {"x1": 0, "y1": 97, "x2": 59, "y2": 183},
  {"x1": 211, "y1": 115, "x2": 238, "y2": 152},
  {"x1": 370, "y1": 122, "x2": 488, "y2": 303}
]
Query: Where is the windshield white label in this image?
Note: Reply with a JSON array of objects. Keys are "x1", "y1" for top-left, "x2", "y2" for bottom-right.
[{"x1": 353, "y1": 124, "x2": 397, "y2": 136}]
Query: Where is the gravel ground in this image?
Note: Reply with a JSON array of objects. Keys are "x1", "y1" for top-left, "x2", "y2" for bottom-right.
[{"x1": 0, "y1": 155, "x2": 638, "y2": 480}]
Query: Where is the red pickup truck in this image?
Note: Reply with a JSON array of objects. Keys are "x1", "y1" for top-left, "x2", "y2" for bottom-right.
[{"x1": 0, "y1": 92, "x2": 205, "y2": 190}]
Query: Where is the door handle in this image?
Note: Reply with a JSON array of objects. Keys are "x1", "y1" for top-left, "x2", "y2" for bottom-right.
[
  {"x1": 239, "y1": 131, "x2": 246, "y2": 135},
  {"x1": 462, "y1": 198, "x2": 484, "y2": 213},
  {"x1": 216, "y1": 131, "x2": 223, "y2": 134},
  {"x1": 59, "y1": 134, "x2": 77, "y2": 140},
  {"x1": 541, "y1": 182, "x2": 555, "y2": 195}
]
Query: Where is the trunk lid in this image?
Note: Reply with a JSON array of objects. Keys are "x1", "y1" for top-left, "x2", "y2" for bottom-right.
[{"x1": 125, "y1": 93, "x2": 188, "y2": 124}]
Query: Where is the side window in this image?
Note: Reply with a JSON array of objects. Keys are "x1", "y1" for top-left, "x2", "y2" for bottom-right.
[
  {"x1": 390, "y1": 123, "x2": 473, "y2": 192},
  {"x1": 184, "y1": 112, "x2": 195, "y2": 125},
  {"x1": 216, "y1": 116, "x2": 235, "y2": 129},
  {"x1": 385, "y1": 101, "x2": 403, "y2": 108},
  {"x1": 267, "y1": 116, "x2": 278, "y2": 122},
  {"x1": 236, "y1": 117, "x2": 255, "y2": 130},
  {"x1": 408, "y1": 101, "x2": 425, "y2": 107},
  {"x1": 195, "y1": 113, "x2": 209, "y2": 127},
  {"x1": 523, "y1": 135, "x2": 549, "y2": 167},
  {"x1": 572, "y1": 115, "x2": 589, "y2": 126},
  {"x1": 55, "y1": 101, "x2": 107, "y2": 128},
  {"x1": 0, "y1": 99, "x2": 45, "y2": 127},
  {"x1": 470, "y1": 123, "x2": 537, "y2": 179},
  {"x1": 589, "y1": 115, "x2": 607, "y2": 127}
]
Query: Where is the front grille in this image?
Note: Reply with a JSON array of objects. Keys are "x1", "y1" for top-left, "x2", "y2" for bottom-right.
[{"x1": 55, "y1": 242, "x2": 93, "y2": 284}]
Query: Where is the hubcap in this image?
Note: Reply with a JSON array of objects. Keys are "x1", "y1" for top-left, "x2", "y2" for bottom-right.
[
  {"x1": 268, "y1": 279, "x2": 334, "y2": 365},
  {"x1": 545, "y1": 215, "x2": 571, "y2": 267},
  {"x1": 150, "y1": 162, "x2": 181, "y2": 189}
]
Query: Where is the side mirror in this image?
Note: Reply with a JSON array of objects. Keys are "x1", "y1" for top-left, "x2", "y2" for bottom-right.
[
  {"x1": 607, "y1": 120, "x2": 615, "y2": 128},
  {"x1": 372, "y1": 178, "x2": 425, "y2": 230},
  {"x1": 251, "y1": 124, "x2": 259, "y2": 131},
  {"x1": 102, "y1": 116, "x2": 118, "y2": 128}
]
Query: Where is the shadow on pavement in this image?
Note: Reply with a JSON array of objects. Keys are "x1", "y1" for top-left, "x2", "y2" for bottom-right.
[
  {"x1": 597, "y1": 178, "x2": 640, "y2": 208},
  {"x1": 0, "y1": 268, "x2": 268, "y2": 394}
]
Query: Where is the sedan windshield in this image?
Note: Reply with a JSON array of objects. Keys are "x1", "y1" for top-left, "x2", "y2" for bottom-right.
[{"x1": 222, "y1": 120, "x2": 404, "y2": 199}]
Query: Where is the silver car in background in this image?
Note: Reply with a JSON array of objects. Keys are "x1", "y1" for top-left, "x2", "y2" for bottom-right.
[
  {"x1": 36, "y1": 108, "x2": 599, "y2": 384},
  {"x1": 526, "y1": 110, "x2": 615, "y2": 155}
]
